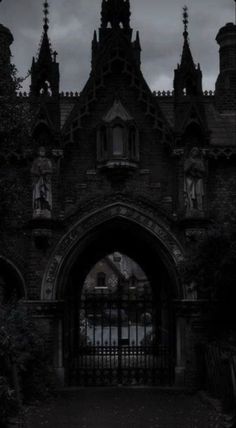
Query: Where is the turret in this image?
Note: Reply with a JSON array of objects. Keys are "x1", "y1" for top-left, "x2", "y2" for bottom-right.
[
  {"x1": 174, "y1": 7, "x2": 202, "y2": 97},
  {"x1": 30, "y1": 0, "x2": 59, "y2": 97},
  {"x1": 0, "y1": 23, "x2": 14, "y2": 95},
  {"x1": 99, "y1": 0, "x2": 133, "y2": 44},
  {"x1": 174, "y1": 7, "x2": 207, "y2": 141},
  {"x1": 215, "y1": 22, "x2": 236, "y2": 111},
  {"x1": 101, "y1": 0, "x2": 131, "y2": 30}
]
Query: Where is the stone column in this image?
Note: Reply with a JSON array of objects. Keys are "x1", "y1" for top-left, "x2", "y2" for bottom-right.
[
  {"x1": 175, "y1": 316, "x2": 186, "y2": 386},
  {"x1": 54, "y1": 318, "x2": 65, "y2": 385}
]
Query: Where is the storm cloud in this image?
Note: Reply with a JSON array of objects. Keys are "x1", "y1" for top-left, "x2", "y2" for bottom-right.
[{"x1": 1, "y1": 0, "x2": 235, "y2": 92}]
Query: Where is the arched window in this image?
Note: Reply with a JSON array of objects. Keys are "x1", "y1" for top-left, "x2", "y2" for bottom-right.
[
  {"x1": 112, "y1": 125, "x2": 124, "y2": 156},
  {"x1": 96, "y1": 119, "x2": 139, "y2": 172}
]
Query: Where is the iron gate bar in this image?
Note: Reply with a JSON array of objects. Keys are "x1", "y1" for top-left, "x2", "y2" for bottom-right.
[{"x1": 75, "y1": 279, "x2": 172, "y2": 386}]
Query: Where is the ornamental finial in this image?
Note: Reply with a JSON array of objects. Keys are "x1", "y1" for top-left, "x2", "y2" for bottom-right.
[
  {"x1": 183, "y1": 5, "x2": 189, "y2": 40},
  {"x1": 43, "y1": 0, "x2": 50, "y2": 33}
]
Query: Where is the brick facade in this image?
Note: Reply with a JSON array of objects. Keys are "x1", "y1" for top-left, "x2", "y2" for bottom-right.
[{"x1": 0, "y1": 1, "x2": 235, "y2": 387}]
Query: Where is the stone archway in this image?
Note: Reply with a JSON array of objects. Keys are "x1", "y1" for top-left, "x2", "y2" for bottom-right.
[
  {"x1": 41, "y1": 202, "x2": 185, "y2": 301},
  {"x1": 41, "y1": 202, "x2": 186, "y2": 386}
]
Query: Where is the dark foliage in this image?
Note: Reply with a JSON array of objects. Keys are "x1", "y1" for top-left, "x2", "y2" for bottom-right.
[
  {"x1": 0, "y1": 63, "x2": 32, "y2": 227},
  {"x1": 0, "y1": 302, "x2": 53, "y2": 424},
  {"x1": 181, "y1": 223, "x2": 236, "y2": 338}
]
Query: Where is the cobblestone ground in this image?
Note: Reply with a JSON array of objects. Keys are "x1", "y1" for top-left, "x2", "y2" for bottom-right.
[{"x1": 25, "y1": 388, "x2": 220, "y2": 428}]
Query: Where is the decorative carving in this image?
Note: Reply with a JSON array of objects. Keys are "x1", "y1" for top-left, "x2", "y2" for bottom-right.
[
  {"x1": 185, "y1": 228, "x2": 206, "y2": 242},
  {"x1": 184, "y1": 147, "x2": 206, "y2": 213},
  {"x1": 31, "y1": 146, "x2": 53, "y2": 219},
  {"x1": 103, "y1": 99, "x2": 133, "y2": 122},
  {"x1": 209, "y1": 147, "x2": 236, "y2": 160}
]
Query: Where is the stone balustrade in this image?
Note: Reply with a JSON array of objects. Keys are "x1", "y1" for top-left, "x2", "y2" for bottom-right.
[{"x1": 16, "y1": 90, "x2": 215, "y2": 98}]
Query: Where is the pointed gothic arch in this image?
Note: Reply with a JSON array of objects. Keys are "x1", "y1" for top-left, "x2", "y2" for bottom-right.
[{"x1": 41, "y1": 202, "x2": 185, "y2": 301}]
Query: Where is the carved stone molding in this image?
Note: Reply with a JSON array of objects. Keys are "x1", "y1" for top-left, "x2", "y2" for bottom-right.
[
  {"x1": 41, "y1": 202, "x2": 185, "y2": 300},
  {"x1": 208, "y1": 147, "x2": 236, "y2": 160},
  {"x1": 173, "y1": 147, "x2": 236, "y2": 160}
]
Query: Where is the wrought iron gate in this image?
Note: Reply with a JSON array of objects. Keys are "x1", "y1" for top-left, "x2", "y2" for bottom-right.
[{"x1": 72, "y1": 280, "x2": 172, "y2": 386}]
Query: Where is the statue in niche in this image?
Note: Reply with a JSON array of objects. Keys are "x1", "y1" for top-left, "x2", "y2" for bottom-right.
[
  {"x1": 187, "y1": 281, "x2": 198, "y2": 300},
  {"x1": 184, "y1": 147, "x2": 206, "y2": 212},
  {"x1": 31, "y1": 146, "x2": 53, "y2": 218}
]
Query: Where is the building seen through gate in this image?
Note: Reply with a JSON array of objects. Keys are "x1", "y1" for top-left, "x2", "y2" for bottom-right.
[
  {"x1": 0, "y1": 0, "x2": 236, "y2": 388},
  {"x1": 70, "y1": 253, "x2": 173, "y2": 386}
]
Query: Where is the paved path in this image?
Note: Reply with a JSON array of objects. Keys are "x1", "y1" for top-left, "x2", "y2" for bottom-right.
[{"x1": 26, "y1": 388, "x2": 219, "y2": 428}]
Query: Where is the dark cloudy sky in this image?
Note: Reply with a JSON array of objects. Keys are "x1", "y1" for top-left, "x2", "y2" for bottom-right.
[{"x1": 1, "y1": 0, "x2": 235, "y2": 92}]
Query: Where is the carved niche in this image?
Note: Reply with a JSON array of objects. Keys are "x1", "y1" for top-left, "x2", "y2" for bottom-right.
[{"x1": 31, "y1": 146, "x2": 53, "y2": 219}]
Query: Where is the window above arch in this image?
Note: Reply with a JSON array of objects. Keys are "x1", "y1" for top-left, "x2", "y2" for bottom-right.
[
  {"x1": 97, "y1": 119, "x2": 139, "y2": 170},
  {"x1": 96, "y1": 101, "x2": 140, "y2": 173},
  {"x1": 112, "y1": 125, "x2": 124, "y2": 156}
]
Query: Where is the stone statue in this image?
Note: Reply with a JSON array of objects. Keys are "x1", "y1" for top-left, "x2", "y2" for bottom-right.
[
  {"x1": 184, "y1": 147, "x2": 206, "y2": 212},
  {"x1": 187, "y1": 281, "x2": 198, "y2": 300},
  {"x1": 31, "y1": 146, "x2": 53, "y2": 218}
]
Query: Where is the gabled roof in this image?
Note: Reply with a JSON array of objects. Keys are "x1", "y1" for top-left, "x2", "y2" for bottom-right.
[
  {"x1": 62, "y1": 27, "x2": 173, "y2": 147},
  {"x1": 103, "y1": 99, "x2": 133, "y2": 122}
]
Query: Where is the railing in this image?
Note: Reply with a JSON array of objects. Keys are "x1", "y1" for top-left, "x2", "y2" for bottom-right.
[
  {"x1": 73, "y1": 344, "x2": 171, "y2": 386},
  {"x1": 205, "y1": 342, "x2": 236, "y2": 417},
  {"x1": 152, "y1": 90, "x2": 215, "y2": 97},
  {"x1": 15, "y1": 90, "x2": 215, "y2": 98}
]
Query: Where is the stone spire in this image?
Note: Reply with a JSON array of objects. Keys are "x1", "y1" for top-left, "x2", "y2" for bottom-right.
[
  {"x1": 30, "y1": 0, "x2": 59, "y2": 96},
  {"x1": 37, "y1": 0, "x2": 52, "y2": 64},
  {"x1": 174, "y1": 7, "x2": 207, "y2": 140},
  {"x1": 91, "y1": 0, "x2": 135, "y2": 67},
  {"x1": 181, "y1": 6, "x2": 195, "y2": 71},
  {"x1": 174, "y1": 6, "x2": 202, "y2": 97}
]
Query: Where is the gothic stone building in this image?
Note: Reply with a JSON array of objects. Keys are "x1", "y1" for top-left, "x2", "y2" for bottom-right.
[{"x1": 0, "y1": 0, "x2": 236, "y2": 387}]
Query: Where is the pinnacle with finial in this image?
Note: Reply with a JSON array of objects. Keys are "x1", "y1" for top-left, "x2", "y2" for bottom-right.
[
  {"x1": 43, "y1": 0, "x2": 49, "y2": 32},
  {"x1": 183, "y1": 5, "x2": 189, "y2": 40}
]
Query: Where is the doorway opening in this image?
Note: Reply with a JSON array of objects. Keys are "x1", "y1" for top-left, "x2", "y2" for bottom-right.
[{"x1": 67, "y1": 251, "x2": 173, "y2": 386}]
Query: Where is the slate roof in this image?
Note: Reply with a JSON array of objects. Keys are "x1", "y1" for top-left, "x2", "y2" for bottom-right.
[
  {"x1": 59, "y1": 95, "x2": 236, "y2": 147},
  {"x1": 204, "y1": 103, "x2": 236, "y2": 146}
]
